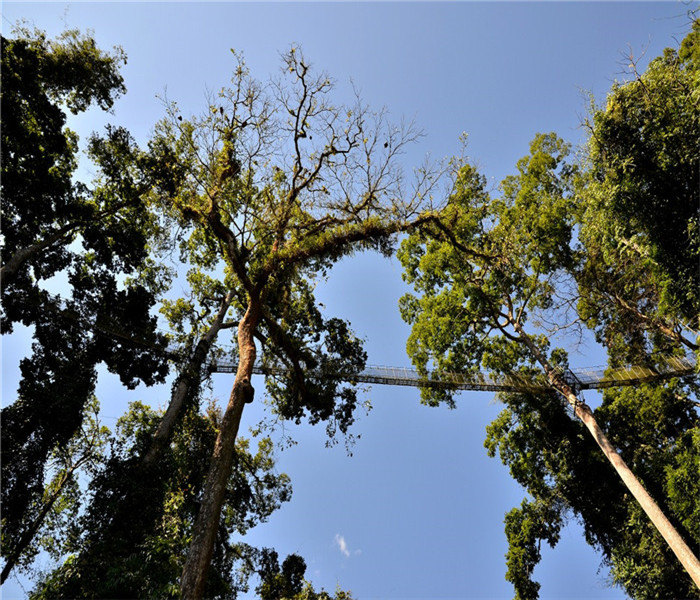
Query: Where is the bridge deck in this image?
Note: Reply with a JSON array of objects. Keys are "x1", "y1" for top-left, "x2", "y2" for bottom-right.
[{"x1": 208, "y1": 354, "x2": 697, "y2": 393}]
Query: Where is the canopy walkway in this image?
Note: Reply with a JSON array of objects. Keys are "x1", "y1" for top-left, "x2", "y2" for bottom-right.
[
  {"x1": 208, "y1": 353, "x2": 698, "y2": 394},
  {"x1": 32, "y1": 294, "x2": 698, "y2": 394}
]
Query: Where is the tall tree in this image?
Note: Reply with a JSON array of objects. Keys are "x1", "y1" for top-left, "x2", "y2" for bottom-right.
[
  {"x1": 41, "y1": 244, "x2": 246, "y2": 598},
  {"x1": 576, "y1": 17, "x2": 700, "y2": 357},
  {"x1": 551, "y1": 20, "x2": 700, "y2": 597},
  {"x1": 1, "y1": 26, "x2": 124, "y2": 294},
  {"x1": 1, "y1": 26, "x2": 171, "y2": 577},
  {"x1": 145, "y1": 49, "x2": 440, "y2": 598},
  {"x1": 398, "y1": 133, "x2": 700, "y2": 595},
  {"x1": 485, "y1": 380, "x2": 699, "y2": 599}
]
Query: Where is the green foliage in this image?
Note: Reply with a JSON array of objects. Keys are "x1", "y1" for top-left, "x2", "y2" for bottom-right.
[
  {"x1": 566, "y1": 24, "x2": 700, "y2": 595},
  {"x1": 399, "y1": 133, "x2": 576, "y2": 406},
  {"x1": 255, "y1": 549, "x2": 307, "y2": 599},
  {"x1": 9, "y1": 43, "x2": 431, "y2": 596},
  {"x1": 161, "y1": 48, "x2": 439, "y2": 597},
  {"x1": 262, "y1": 274, "x2": 368, "y2": 439},
  {"x1": 148, "y1": 48, "x2": 437, "y2": 440},
  {"x1": 0, "y1": 397, "x2": 110, "y2": 582},
  {"x1": 2, "y1": 27, "x2": 124, "y2": 328},
  {"x1": 503, "y1": 498, "x2": 564, "y2": 600},
  {"x1": 1, "y1": 27, "x2": 172, "y2": 582},
  {"x1": 249, "y1": 548, "x2": 355, "y2": 600},
  {"x1": 399, "y1": 96, "x2": 699, "y2": 597},
  {"x1": 485, "y1": 381, "x2": 699, "y2": 599},
  {"x1": 6, "y1": 18, "x2": 697, "y2": 600},
  {"x1": 30, "y1": 402, "x2": 292, "y2": 599},
  {"x1": 400, "y1": 134, "x2": 594, "y2": 597},
  {"x1": 577, "y1": 17, "x2": 700, "y2": 352}
]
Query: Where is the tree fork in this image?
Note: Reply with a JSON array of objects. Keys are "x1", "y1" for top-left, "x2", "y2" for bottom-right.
[
  {"x1": 514, "y1": 324, "x2": 700, "y2": 588},
  {"x1": 180, "y1": 301, "x2": 261, "y2": 600},
  {"x1": 143, "y1": 292, "x2": 233, "y2": 467}
]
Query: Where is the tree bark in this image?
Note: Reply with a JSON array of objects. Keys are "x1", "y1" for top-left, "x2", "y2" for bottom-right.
[
  {"x1": 180, "y1": 300, "x2": 261, "y2": 600},
  {"x1": 513, "y1": 324, "x2": 700, "y2": 588},
  {"x1": 143, "y1": 292, "x2": 233, "y2": 468}
]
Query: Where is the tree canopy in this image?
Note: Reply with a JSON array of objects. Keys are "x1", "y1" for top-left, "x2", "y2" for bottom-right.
[
  {"x1": 1, "y1": 27, "x2": 170, "y2": 586},
  {"x1": 2, "y1": 16, "x2": 699, "y2": 600},
  {"x1": 30, "y1": 401, "x2": 293, "y2": 599},
  {"x1": 2, "y1": 33, "x2": 440, "y2": 598},
  {"x1": 140, "y1": 48, "x2": 439, "y2": 598},
  {"x1": 577, "y1": 18, "x2": 700, "y2": 359},
  {"x1": 398, "y1": 21, "x2": 700, "y2": 599}
]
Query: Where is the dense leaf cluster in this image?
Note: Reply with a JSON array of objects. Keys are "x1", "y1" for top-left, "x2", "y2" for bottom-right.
[
  {"x1": 30, "y1": 403, "x2": 292, "y2": 599},
  {"x1": 1, "y1": 28, "x2": 170, "y2": 586},
  {"x1": 250, "y1": 548, "x2": 355, "y2": 600},
  {"x1": 487, "y1": 382, "x2": 699, "y2": 599},
  {"x1": 399, "y1": 20, "x2": 700, "y2": 600},
  {"x1": 577, "y1": 19, "x2": 700, "y2": 360}
]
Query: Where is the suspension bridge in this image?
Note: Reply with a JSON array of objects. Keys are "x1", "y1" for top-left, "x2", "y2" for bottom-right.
[
  {"x1": 28, "y1": 295, "x2": 699, "y2": 394},
  {"x1": 208, "y1": 353, "x2": 698, "y2": 394}
]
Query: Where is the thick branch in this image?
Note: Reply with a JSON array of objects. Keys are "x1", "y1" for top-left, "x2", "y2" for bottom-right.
[
  {"x1": 259, "y1": 309, "x2": 313, "y2": 399},
  {"x1": 427, "y1": 215, "x2": 497, "y2": 263},
  {"x1": 263, "y1": 212, "x2": 434, "y2": 276},
  {"x1": 610, "y1": 292, "x2": 698, "y2": 351},
  {"x1": 0, "y1": 224, "x2": 77, "y2": 285},
  {"x1": 181, "y1": 299, "x2": 262, "y2": 600}
]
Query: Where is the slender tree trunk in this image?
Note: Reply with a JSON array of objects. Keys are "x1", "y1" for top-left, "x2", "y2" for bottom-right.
[
  {"x1": 514, "y1": 324, "x2": 700, "y2": 588},
  {"x1": 571, "y1": 398, "x2": 700, "y2": 588},
  {"x1": 143, "y1": 292, "x2": 233, "y2": 467},
  {"x1": 180, "y1": 300, "x2": 261, "y2": 600},
  {"x1": 0, "y1": 224, "x2": 76, "y2": 285},
  {"x1": 1, "y1": 465, "x2": 78, "y2": 583}
]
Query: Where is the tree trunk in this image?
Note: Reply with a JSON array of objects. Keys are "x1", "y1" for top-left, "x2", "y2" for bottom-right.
[
  {"x1": 514, "y1": 325, "x2": 700, "y2": 588},
  {"x1": 180, "y1": 300, "x2": 260, "y2": 600},
  {"x1": 143, "y1": 292, "x2": 233, "y2": 467},
  {"x1": 571, "y1": 398, "x2": 700, "y2": 588},
  {"x1": 1, "y1": 465, "x2": 77, "y2": 583}
]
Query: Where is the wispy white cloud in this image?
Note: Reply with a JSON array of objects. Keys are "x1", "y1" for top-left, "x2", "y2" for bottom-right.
[{"x1": 334, "y1": 533, "x2": 350, "y2": 557}]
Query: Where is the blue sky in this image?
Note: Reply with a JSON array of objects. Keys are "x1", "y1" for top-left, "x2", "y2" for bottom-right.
[{"x1": 2, "y1": 2, "x2": 696, "y2": 598}]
